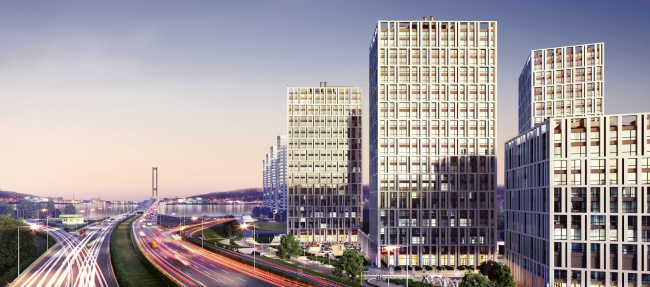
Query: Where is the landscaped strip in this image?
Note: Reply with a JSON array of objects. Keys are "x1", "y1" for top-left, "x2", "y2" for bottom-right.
[
  {"x1": 182, "y1": 235, "x2": 321, "y2": 286},
  {"x1": 110, "y1": 215, "x2": 168, "y2": 287},
  {"x1": 257, "y1": 255, "x2": 364, "y2": 287},
  {"x1": 129, "y1": 216, "x2": 180, "y2": 287}
]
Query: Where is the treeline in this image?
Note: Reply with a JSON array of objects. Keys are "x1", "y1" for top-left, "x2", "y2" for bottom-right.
[
  {"x1": 0, "y1": 200, "x2": 76, "y2": 220},
  {"x1": 188, "y1": 188, "x2": 263, "y2": 201}
]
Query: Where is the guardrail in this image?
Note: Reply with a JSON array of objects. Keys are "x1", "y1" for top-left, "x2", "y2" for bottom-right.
[{"x1": 181, "y1": 232, "x2": 349, "y2": 287}]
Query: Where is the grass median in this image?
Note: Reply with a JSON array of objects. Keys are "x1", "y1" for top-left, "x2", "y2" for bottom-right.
[
  {"x1": 258, "y1": 255, "x2": 364, "y2": 287},
  {"x1": 110, "y1": 215, "x2": 167, "y2": 287}
]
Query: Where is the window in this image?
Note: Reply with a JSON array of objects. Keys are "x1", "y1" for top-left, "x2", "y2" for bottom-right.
[
  {"x1": 571, "y1": 243, "x2": 585, "y2": 253},
  {"x1": 554, "y1": 228, "x2": 567, "y2": 240},
  {"x1": 571, "y1": 146, "x2": 586, "y2": 157},
  {"x1": 623, "y1": 187, "x2": 637, "y2": 197},
  {"x1": 590, "y1": 229, "x2": 605, "y2": 241},
  {"x1": 623, "y1": 201, "x2": 637, "y2": 213},
  {"x1": 591, "y1": 215, "x2": 605, "y2": 225}
]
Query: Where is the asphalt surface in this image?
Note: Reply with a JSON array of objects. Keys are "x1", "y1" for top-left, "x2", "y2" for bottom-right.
[
  {"x1": 134, "y1": 201, "x2": 307, "y2": 287},
  {"x1": 12, "y1": 215, "x2": 128, "y2": 287}
]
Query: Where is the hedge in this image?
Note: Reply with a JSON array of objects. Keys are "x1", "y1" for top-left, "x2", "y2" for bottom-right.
[{"x1": 390, "y1": 278, "x2": 439, "y2": 287}]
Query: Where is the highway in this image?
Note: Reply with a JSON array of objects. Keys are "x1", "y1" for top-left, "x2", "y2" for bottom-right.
[
  {"x1": 133, "y1": 200, "x2": 315, "y2": 287},
  {"x1": 12, "y1": 215, "x2": 128, "y2": 287}
]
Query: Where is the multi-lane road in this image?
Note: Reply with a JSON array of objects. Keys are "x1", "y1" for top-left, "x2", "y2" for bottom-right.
[
  {"x1": 12, "y1": 215, "x2": 127, "y2": 287},
  {"x1": 133, "y1": 200, "x2": 321, "y2": 287}
]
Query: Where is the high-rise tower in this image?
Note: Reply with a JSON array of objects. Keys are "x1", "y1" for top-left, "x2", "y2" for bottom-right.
[
  {"x1": 152, "y1": 167, "x2": 158, "y2": 198},
  {"x1": 368, "y1": 18, "x2": 498, "y2": 267},
  {"x1": 517, "y1": 43, "x2": 604, "y2": 134},
  {"x1": 287, "y1": 84, "x2": 363, "y2": 243}
]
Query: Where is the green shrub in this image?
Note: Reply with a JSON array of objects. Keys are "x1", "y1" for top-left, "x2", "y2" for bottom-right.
[
  {"x1": 457, "y1": 265, "x2": 466, "y2": 270},
  {"x1": 445, "y1": 265, "x2": 454, "y2": 271},
  {"x1": 467, "y1": 265, "x2": 475, "y2": 271},
  {"x1": 407, "y1": 265, "x2": 412, "y2": 271},
  {"x1": 415, "y1": 266, "x2": 423, "y2": 271},
  {"x1": 436, "y1": 266, "x2": 445, "y2": 271},
  {"x1": 394, "y1": 266, "x2": 402, "y2": 271},
  {"x1": 424, "y1": 265, "x2": 433, "y2": 271}
]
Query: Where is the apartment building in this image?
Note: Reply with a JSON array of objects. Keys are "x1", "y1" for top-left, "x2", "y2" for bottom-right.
[
  {"x1": 262, "y1": 136, "x2": 288, "y2": 214},
  {"x1": 263, "y1": 147, "x2": 276, "y2": 211},
  {"x1": 286, "y1": 85, "x2": 363, "y2": 243},
  {"x1": 368, "y1": 17, "x2": 498, "y2": 268},
  {"x1": 518, "y1": 43, "x2": 604, "y2": 134},
  {"x1": 505, "y1": 113, "x2": 650, "y2": 287},
  {"x1": 276, "y1": 135, "x2": 288, "y2": 212}
]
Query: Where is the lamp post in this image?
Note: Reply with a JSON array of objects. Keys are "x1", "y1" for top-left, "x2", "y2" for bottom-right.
[
  {"x1": 191, "y1": 216, "x2": 202, "y2": 249},
  {"x1": 386, "y1": 245, "x2": 408, "y2": 287},
  {"x1": 41, "y1": 209, "x2": 49, "y2": 249},
  {"x1": 241, "y1": 223, "x2": 256, "y2": 270}
]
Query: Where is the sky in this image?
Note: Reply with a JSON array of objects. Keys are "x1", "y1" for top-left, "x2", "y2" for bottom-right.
[{"x1": 1, "y1": 1, "x2": 649, "y2": 201}]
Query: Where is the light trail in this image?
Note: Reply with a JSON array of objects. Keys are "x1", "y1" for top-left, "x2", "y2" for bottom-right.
[
  {"x1": 134, "y1": 200, "x2": 316, "y2": 287},
  {"x1": 14, "y1": 214, "x2": 127, "y2": 287}
]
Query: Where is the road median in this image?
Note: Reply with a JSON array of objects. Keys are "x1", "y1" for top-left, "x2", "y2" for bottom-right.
[{"x1": 110, "y1": 215, "x2": 170, "y2": 287}]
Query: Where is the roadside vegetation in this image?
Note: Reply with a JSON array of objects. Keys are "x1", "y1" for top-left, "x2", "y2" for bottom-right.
[
  {"x1": 458, "y1": 260, "x2": 516, "y2": 287},
  {"x1": 192, "y1": 219, "x2": 242, "y2": 245},
  {"x1": 0, "y1": 214, "x2": 56, "y2": 286},
  {"x1": 110, "y1": 215, "x2": 167, "y2": 287}
]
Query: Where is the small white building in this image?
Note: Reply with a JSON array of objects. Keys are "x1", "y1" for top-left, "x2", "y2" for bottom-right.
[
  {"x1": 60, "y1": 214, "x2": 84, "y2": 225},
  {"x1": 241, "y1": 214, "x2": 254, "y2": 223}
]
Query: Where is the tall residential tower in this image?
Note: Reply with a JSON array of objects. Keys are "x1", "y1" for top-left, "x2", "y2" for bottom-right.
[
  {"x1": 262, "y1": 136, "x2": 287, "y2": 215},
  {"x1": 287, "y1": 85, "x2": 363, "y2": 243},
  {"x1": 368, "y1": 17, "x2": 498, "y2": 267},
  {"x1": 517, "y1": 43, "x2": 604, "y2": 134}
]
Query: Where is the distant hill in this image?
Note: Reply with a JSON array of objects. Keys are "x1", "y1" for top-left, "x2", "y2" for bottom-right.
[
  {"x1": 0, "y1": 190, "x2": 34, "y2": 199},
  {"x1": 187, "y1": 188, "x2": 263, "y2": 201}
]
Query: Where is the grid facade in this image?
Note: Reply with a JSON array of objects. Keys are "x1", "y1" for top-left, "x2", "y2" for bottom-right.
[
  {"x1": 263, "y1": 150, "x2": 274, "y2": 209},
  {"x1": 286, "y1": 86, "x2": 363, "y2": 243},
  {"x1": 276, "y1": 135, "x2": 288, "y2": 212},
  {"x1": 368, "y1": 19, "x2": 498, "y2": 268},
  {"x1": 505, "y1": 113, "x2": 650, "y2": 287},
  {"x1": 518, "y1": 43, "x2": 604, "y2": 134}
]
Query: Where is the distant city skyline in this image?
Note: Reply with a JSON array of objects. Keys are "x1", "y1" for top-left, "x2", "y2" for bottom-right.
[{"x1": 1, "y1": 1, "x2": 649, "y2": 200}]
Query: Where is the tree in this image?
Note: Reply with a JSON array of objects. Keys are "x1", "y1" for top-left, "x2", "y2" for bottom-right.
[
  {"x1": 458, "y1": 271, "x2": 491, "y2": 287},
  {"x1": 16, "y1": 200, "x2": 40, "y2": 219},
  {"x1": 478, "y1": 260, "x2": 498, "y2": 276},
  {"x1": 275, "y1": 232, "x2": 301, "y2": 261},
  {"x1": 0, "y1": 214, "x2": 37, "y2": 269},
  {"x1": 63, "y1": 204, "x2": 76, "y2": 215},
  {"x1": 252, "y1": 207, "x2": 261, "y2": 217},
  {"x1": 0, "y1": 202, "x2": 10, "y2": 216},
  {"x1": 46, "y1": 201, "x2": 56, "y2": 218},
  {"x1": 489, "y1": 264, "x2": 516, "y2": 287},
  {"x1": 332, "y1": 249, "x2": 365, "y2": 283}
]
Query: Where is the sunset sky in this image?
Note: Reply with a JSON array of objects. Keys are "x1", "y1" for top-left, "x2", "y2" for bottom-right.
[{"x1": 1, "y1": 1, "x2": 649, "y2": 201}]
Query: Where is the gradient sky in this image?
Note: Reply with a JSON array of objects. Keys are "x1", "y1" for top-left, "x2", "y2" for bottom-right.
[{"x1": 1, "y1": 1, "x2": 649, "y2": 201}]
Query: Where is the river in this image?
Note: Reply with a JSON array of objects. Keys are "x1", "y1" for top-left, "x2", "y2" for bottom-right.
[{"x1": 158, "y1": 202, "x2": 260, "y2": 217}]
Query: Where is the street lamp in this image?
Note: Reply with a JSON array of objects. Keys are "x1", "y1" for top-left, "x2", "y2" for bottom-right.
[
  {"x1": 41, "y1": 209, "x2": 49, "y2": 250},
  {"x1": 385, "y1": 245, "x2": 409, "y2": 287},
  {"x1": 241, "y1": 223, "x2": 256, "y2": 271},
  {"x1": 16, "y1": 223, "x2": 38, "y2": 278}
]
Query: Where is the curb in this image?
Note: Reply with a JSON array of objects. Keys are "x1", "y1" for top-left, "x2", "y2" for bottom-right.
[
  {"x1": 10, "y1": 241, "x2": 60, "y2": 287},
  {"x1": 106, "y1": 222, "x2": 120, "y2": 287}
]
